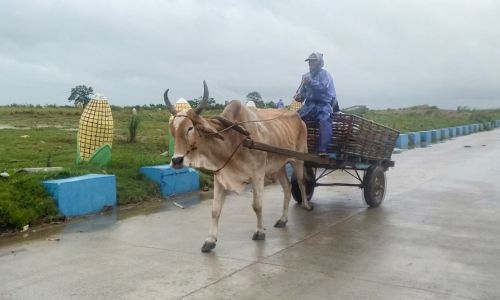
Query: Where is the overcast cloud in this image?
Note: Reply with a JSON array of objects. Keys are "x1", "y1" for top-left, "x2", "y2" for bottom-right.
[{"x1": 1, "y1": 0, "x2": 499, "y2": 109}]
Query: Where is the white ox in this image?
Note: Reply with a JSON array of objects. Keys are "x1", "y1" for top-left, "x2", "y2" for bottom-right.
[{"x1": 164, "y1": 81, "x2": 311, "y2": 252}]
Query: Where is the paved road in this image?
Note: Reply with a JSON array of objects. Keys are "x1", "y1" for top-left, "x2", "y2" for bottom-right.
[{"x1": 1, "y1": 129, "x2": 499, "y2": 300}]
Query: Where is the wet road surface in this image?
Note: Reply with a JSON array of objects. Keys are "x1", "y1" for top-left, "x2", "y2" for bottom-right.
[{"x1": 1, "y1": 129, "x2": 499, "y2": 299}]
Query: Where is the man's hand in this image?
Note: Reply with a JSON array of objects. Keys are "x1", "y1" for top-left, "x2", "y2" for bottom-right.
[
  {"x1": 302, "y1": 77, "x2": 311, "y2": 85},
  {"x1": 294, "y1": 93, "x2": 303, "y2": 102}
]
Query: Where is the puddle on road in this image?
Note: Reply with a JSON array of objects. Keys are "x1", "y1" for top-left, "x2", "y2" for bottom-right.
[
  {"x1": 0, "y1": 124, "x2": 28, "y2": 130},
  {"x1": 0, "y1": 191, "x2": 213, "y2": 249},
  {"x1": 0, "y1": 225, "x2": 64, "y2": 250},
  {"x1": 0, "y1": 124, "x2": 77, "y2": 130}
]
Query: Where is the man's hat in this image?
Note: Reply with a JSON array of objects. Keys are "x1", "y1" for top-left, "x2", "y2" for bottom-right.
[{"x1": 305, "y1": 52, "x2": 323, "y2": 61}]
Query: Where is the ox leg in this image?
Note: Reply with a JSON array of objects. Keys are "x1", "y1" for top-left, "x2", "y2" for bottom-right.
[
  {"x1": 251, "y1": 176, "x2": 266, "y2": 241},
  {"x1": 201, "y1": 179, "x2": 226, "y2": 253},
  {"x1": 274, "y1": 166, "x2": 291, "y2": 228},
  {"x1": 291, "y1": 161, "x2": 313, "y2": 211}
]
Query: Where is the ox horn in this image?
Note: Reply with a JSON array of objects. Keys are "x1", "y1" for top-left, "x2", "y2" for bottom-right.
[
  {"x1": 163, "y1": 89, "x2": 177, "y2": 116},
  {"x1": 194, "y1": 80, "x2": 209, "y2": 115}
]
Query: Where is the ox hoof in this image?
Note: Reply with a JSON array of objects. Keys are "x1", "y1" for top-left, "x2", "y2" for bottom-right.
[
  {"x1": 201, "y1": 241, "x2": 216, "y2": 253},
  {"x1": 303, "y1": 203, "x2": 314, "y2": 211},
  {"x1": 252, "y1": 231, "x2": 266, "y2": 241},
  {"x1": 274, "y1": 220, "x2": 287, "y2": 228}
]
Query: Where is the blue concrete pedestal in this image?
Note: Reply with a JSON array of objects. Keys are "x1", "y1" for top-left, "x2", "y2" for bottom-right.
[
  {"x1": 141, "y1": 165, "x2": 200, "y2": 196},
  {"x1": 420, "y1": 131, "x2": 431, "y2": 147},
  {"x1": 463, "y1": 125, "x2": 469, "y2": 135},
  {"x1": 396, "y1": 134, "x2": 408, "y2": 149},
  {"x1": 408, "y1": 132, "x2": 421, "y2": 148},
  {"x1": 431, "y1": 130, "x2": 441, "y2": 143},
  {"x1": 448, "y1": 127, "x2": 455, "y2": 138},
  {"x1": 440, "y1": 128, "x2": 449, "y2": 140},
  {"x1": 43, "y1": 174, "x2": 116, "y2": 217}
]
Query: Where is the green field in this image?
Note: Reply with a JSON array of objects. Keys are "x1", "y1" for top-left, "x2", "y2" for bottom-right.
[{"x1": 1, "y1": 104, "x2": 499, "y2": 232}]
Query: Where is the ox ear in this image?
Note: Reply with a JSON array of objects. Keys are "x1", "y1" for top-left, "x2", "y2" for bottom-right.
[{"x1": 163, "y1": 89, "x2": 177, "y2": 116}]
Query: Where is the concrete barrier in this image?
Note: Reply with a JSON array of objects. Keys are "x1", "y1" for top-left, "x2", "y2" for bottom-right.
[
  {"x1": 448, "y1": 127, "x2": 455, "y2": 138},
  {"x1": 408, "y1": 132, "x2": 421, "y2": 148},
  {"x1": 431, "y1": 130, "x2": 441, "y2": 143},
  {"x1": 396, "y1": 134, "x2": 408, "y2": 149},
  {"x1": 140, "y1": 165, "x2": 200, "y2": 196},
  {"x1": 393, "y1": 121, "x2": 499, "y2": 155},
  {"x1": 420, "y1": 131, "x2": 431, "y2": 147},
  {"x1": 440, "y1": 128, "x2": 449, "y2": 140},
  {"x1": 462, "y1": 125, "x2": 469, "y2": 135},
  {"x1": 43, "y1": 174, "x2": 116, "y2": 217}
]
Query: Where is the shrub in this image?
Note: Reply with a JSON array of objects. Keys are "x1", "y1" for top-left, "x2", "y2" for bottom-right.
[
  {"x1": 128, "y1": 115, "x2": 140, "y2": 143},
  {"x1": 0, "y1": 174, "x2": 59, "y2": 230}
]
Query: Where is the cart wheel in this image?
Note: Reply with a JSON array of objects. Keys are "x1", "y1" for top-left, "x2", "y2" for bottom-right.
[
  {"x1": 363, "y1": 166, "x2": 386, "y2": 207},
  {"x1": 291, "y1": 167, "x2": 315, "y2": 203}
]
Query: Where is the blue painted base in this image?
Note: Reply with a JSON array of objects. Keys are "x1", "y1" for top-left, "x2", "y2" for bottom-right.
[
  {"x1": 448, "y1": 127, "x2": 455, "y2": 138},
  {"x1": 431, "y1": 130, "x2": 440, "y2": 143},
  {"x1": 440, "y1": 128, "x2": 449, "y2": 140},
  {"x1": 139, "y1": 164, "x2": 170, "y2": 185},
  {"x1": 141, "y1": 165, "x2": 200, "y2": 196},
  {"x1": 420, "y1": 131, "x2": 431, "y2": 147},
  {"x1": 408, "y1": 132, "x2": 421, "y2": 148},
  {"x1": 43, "y1": 174, "x2": 116, "y2": 217},
  {"x1": 396, "y1": 134, "x2": 408, "y2": 149}
]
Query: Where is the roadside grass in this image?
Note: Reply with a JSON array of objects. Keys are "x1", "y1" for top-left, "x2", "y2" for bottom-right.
[
  {"x1": 0, "y1": 106, "x2": 171, "y2": 231},
  {"x1": 1, "y1": 105, "x2": 500, "y2": 231},
  {"x1": 361, "y1": 106, "x2": 500, "y2": 132}
]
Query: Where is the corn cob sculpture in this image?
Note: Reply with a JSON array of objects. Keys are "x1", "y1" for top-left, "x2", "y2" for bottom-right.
[
  {"x1": 289, "y1": 99, "x2": 303, "y2": 111},
  {"x1": 76, "y1": 95, "x2": 114, "y2": 166}
]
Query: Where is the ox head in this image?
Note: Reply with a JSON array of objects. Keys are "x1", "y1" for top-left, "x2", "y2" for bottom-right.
[{"x1": 164, "y1": 81, "x2": 224, "y2": 169}]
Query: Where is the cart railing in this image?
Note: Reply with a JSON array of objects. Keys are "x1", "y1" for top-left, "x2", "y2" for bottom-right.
[{"x1": 306, "y1": 113, "x2": 400, "y2": 162}]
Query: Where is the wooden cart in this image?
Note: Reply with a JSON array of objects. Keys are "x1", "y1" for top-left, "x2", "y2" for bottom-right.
[{"x1": 239, "y1": 113, "x2": 400, "y2": 207}]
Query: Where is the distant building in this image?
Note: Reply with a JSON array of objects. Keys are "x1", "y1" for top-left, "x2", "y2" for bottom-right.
[
  {"x1": 175, "y1": 98, "x2": 191, "y2": 111},
  {"x1": 246, "y1": 100, "x2": 256, "y2": 108}
]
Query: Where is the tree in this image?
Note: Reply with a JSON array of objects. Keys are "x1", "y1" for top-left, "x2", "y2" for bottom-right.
[
  {"x1": 190, "y1": 96, "x2": 217, "y2": 109},
  {"x1": 246, "y1": 91, "x2": 265, "y2": 108},
  {"x1": 188, "y1": 99, "x2": 199, "y2": 108},
  {"x1": 68, "y1": 85, "x2": 94, "y2": 107},
  {"x1": 265, "y1": 101, "x2": 277, "y2": 108}
]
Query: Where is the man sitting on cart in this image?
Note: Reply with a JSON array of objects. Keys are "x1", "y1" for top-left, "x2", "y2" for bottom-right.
[{"x1": 294, "y1": 52, "x2": 338, "y2": 157}]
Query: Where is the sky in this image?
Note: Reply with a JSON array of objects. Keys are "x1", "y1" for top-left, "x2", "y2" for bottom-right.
[{"x1": 1, "y1": 0, "x2": 499, "y2": 109}]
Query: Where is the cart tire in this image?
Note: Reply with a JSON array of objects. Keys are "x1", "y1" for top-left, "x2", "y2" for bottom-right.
[
  {"x1": 363, "y1": 166, "x2": 386, "y2": 207},
  {"x1": 291, "y1": 167, "x2": 315, "y2": 203}
]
